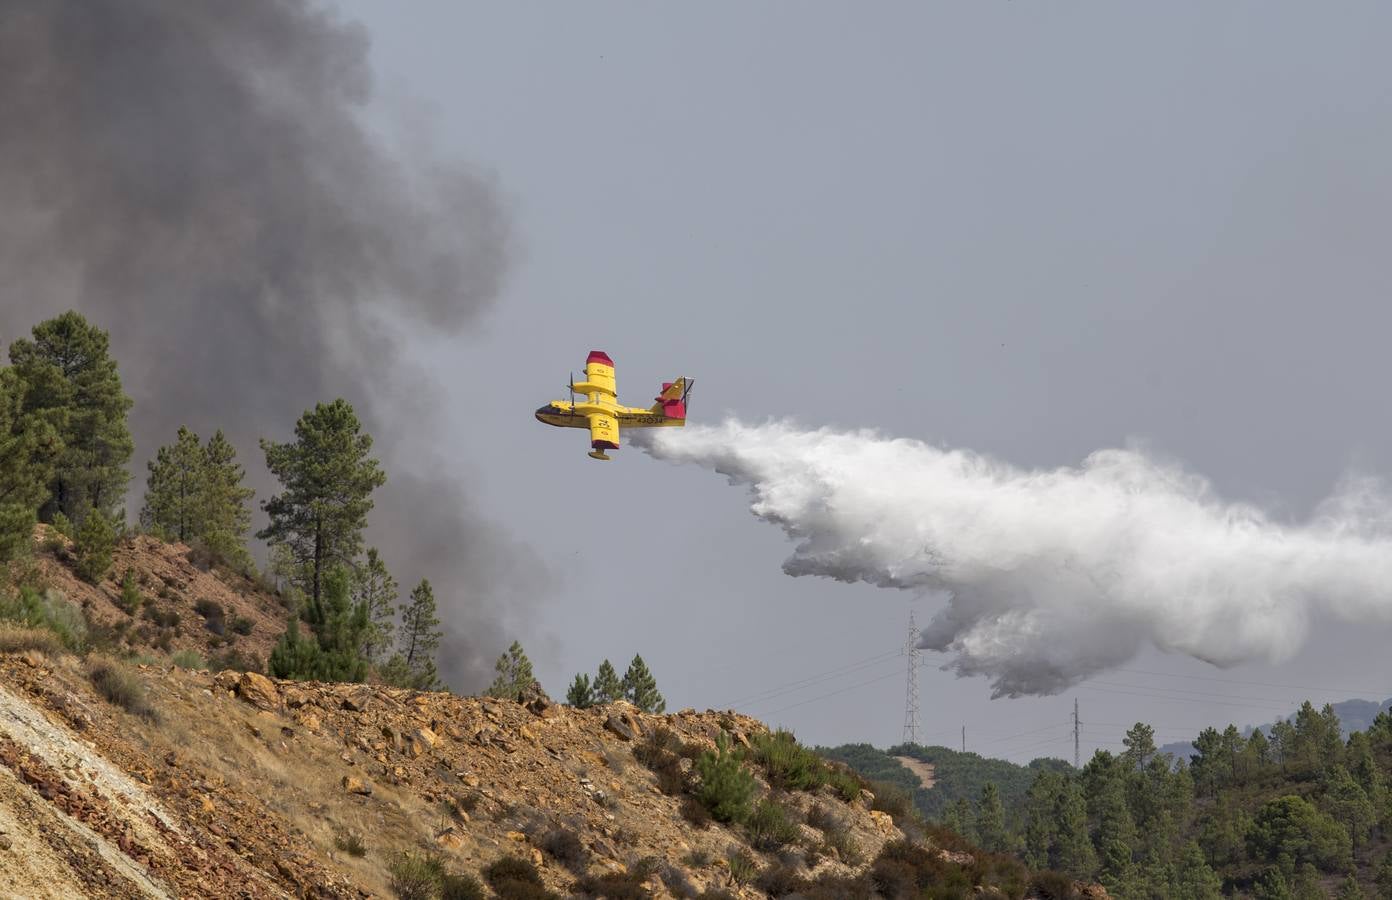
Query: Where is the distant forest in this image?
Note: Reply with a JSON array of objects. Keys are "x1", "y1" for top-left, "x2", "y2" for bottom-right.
[{"x1": 824, "y1": 701, "x2": 1392, "y2": 898}]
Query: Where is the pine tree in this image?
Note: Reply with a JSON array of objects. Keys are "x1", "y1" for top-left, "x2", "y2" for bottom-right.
[
  {"x1": 1170, "y1": 840, "x2": 1222, "y2": 900},
  {"x1": 0, "y1": 364, "x2": 62, "y2": 562},
  {"x1": 1336, "y1": 873, "x2": 1367, "y2": 900},
  {"x1": 8, "y1": 311, "x2": 133, "y2": 523},
  {"x1": 566, "y1": 673, "x2": 595, "y2": 708},
  {"x1": 974, "y1": 781, "x2": 1009, "y2": 853},
  {"x1": 258, "y1": 399, "x2": 385, "y2": 611},
  {"x1": 1347, "y1": 732, "x2": 1383, "y2": 809},
  {"x1": 1123, "y1": 722, "x2": 1157, "y2": 770},
  {"x1": 73, "y1": 507, "x2": 115, "y2": 583},
  {"x1": 1322, "y1": 765, "x2": 1377, "y2": 853},
  {"x1": 354, "y1": 548, "x2": 398, "y2": 662},
  {"x1": 1022, "y1": 770, "x2": 1063, "y2": 870},
  {"x1": 486, "y1": 641, "x2": 536, "y2": 700},
  {"x1": 199, "y1": 429, "x2": 254, "y2": 568},
  {"x1": 621, "y1": 653, "x2": 666, "y2": 713},
  {"x1": 1373, "y1": 849, "x2": 1392, "y2": 899},
  {"x1": 1253, "y1": 868, "x2": 1294, "y2": 900},
  {"x1": 397, "y1": 579, "x2": 443, "y2": 690},
  {"x1": 270, "y1": 566, "x2": 370, "y2": 682},
  {"x1": 943, "y1": 797, "x2": 975, "y2": 843},
  {"x1": 1055, "y1": 777, "x2": 1098, "y2": 877},
  {"x1": 1292, "y1": 864, "x2": 1325, "y2": 900},
  {"x1": 269, "y1": 619, "x2": 321, "y2": 680},
  {"x1": 593, "y1": 660, "x2": 622, "y2": 704},
  {"x1": 140, "y1": 426, "x2": 206, "y2": 541}
]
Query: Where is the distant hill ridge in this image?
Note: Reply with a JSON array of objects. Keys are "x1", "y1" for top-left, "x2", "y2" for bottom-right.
[
  {"x1": 1157, "y1": 695, "x2": 1392, "y2": 761},
  {"x1": 817, "y1": 741, "x2": 1069, "y2": 826}
]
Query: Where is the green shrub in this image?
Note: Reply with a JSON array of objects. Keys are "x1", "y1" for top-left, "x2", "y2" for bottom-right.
[
  {"x1": 695, "y1": 733, "x2": 755, "y2": 824},
  {"x1": 807, "y1": 805, "x2": 859, "y2": 864},
  {"x1": 142, "y1": 605, "x2": 180, "y2": 629},
  {"x1": 118, "y1": 568, "x2": 142, "y2": 615},
  {"x1": 753, "y1": 861, "x2": 803, "y2": 897},
  {"x1": 539, "y1": 827, "x2": 589, "y2": 873},
  {"x1": 439, "y1": 873, "x2": 485, "y2": 900},
  {"x1": 185, "y1": 542, "x2": 216, "y2": 572},
  {"x1": 635, "y1": 727, "x2": 690, "y2": 794},
  {"x1": 229, "y1": 616, "x2": 253, "y2": 635},
  {"x1": 571, "y1": 870, "x2": 650, "y2": 899},
  {"x1": 746, "y1": 798, "x2": 801, "y2": 851},
  {"x1": 635, "y1": 727, "x2": 683, "y2": 765},
  {"x1": 825, "y1": 767, "x2": 864, "y2": 803},
  {"x1": 483, "y1": 856, "x2": 558, "y2": 900},
  {"x1": 0, "y1": 586, "x2": 87, "y2": 650},
  {"x1": 333, "y1": 831, "x2": 367, "y2": 857},
  {"x1": 869, "y1": 780, "x2": 913, "y2": 823},
  {"x1": 194, "y1": 599, "x2": 225, "y2": 635},
  {"x1": 171, "y1": 649, "x2": 206, "y2": 670},
  {"x1": 87, "y1": 659, "x2": 157, "y2": 721},
  {"x1": 41, "y1": 529, "x2": 67, "y2": 554},
  {"x1": 388, "y1": 851, "x2": 444, "y2": 900},
  {"x1": 73, "y1": 510, "x2": 116, "y2": 583},
  {"x1": 752, "y1": 730, "x2": 828, "y2": 791},
  {"x1": 726, "y1": 849, "x2": 758, "y2": 885},
  {"x1": 50, "y1": 512, "x2": 73, "y2": 539}
]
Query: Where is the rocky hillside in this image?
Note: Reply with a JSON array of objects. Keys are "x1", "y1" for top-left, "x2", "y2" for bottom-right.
[
  {"x1": 0, "y1": 645, "x2": 970, "y2": 898},
  {"x1": 29, "y1": 525, "x2": 285, "y2": 669},
  {"x1": 1, "y1": 528, "x2": 1106, "y2": 898}
]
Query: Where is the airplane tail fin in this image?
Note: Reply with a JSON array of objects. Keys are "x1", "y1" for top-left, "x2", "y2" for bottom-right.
[{"x1": 652, "y1": 377, "x2": 689, "y2": 420}]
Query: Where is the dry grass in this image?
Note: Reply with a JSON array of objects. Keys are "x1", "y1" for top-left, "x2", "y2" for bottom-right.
[
  {"x1": 87, "y1": 658, "x2": 159, "y2": 722},
  {"x1": 0, "y1": 624, "x2": 66, "y2": 657}
]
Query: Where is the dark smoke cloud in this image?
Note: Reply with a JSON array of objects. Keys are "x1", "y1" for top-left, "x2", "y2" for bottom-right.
[{"x1": 0, "y1": 0, "x2": 544, "y2": 688}]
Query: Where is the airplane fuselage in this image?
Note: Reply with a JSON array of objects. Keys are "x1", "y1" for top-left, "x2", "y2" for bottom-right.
[{"x1": 534, "y1": 400, "x2": 683, "y2": 429}]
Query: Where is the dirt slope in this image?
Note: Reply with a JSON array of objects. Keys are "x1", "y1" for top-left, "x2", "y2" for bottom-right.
[
  {"x1": 0, "y1": 649, "x2": 918, "y2": 898},
  {"x1": 30, "y1": 526, "x2": 285, "y2": 667},
  {"x1": 892, "y1": 756, "x2": 936, "y2": 790}
]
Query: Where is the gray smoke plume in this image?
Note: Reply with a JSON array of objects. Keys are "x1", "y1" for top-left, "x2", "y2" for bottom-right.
[
  {"x1": 642, "y1": 420, "x2": 1392, "y2": 698},
  {"x1": 0, "y1": 0, "x2": 543, "y2": 688}
]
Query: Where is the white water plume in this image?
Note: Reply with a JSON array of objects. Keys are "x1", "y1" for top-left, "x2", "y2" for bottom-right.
[{"x1": 640, "y1": 420, "x2": 1392, "y2": 697}]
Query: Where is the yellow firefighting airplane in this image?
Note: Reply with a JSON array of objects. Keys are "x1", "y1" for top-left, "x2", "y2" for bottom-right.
[{"x1": 534, "y1": 350, "x2": 691, "y2": 460}]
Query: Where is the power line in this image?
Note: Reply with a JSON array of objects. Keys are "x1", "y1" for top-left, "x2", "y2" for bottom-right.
[
  {"x1": 1113, "y1": 666, "x2": 1390, "y2": 698},
  {"x1": 1075, "y1": 682, "x2": 1298, "y2": 713},
  {"x1": 722, "y1": 647, "x2": 900, "y2": 709},
  {"x1": 761, "y1": 667, "x2": 906, "y2": 716}
]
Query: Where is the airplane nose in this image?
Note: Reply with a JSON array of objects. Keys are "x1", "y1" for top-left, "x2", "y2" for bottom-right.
[{"x1": 535, "y1": 404, "x2": 556, "y2": 422}]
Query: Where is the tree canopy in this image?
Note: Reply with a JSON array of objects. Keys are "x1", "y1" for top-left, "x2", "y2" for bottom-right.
[
  {"x1": 8, "y1": 311, "x2": 132, "y2": 524},
  {"x1": 258, "y1": 399, "x2": 385, "y2": 609}
]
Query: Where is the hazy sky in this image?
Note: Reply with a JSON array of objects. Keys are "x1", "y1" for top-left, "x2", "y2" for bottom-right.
[{"x1": 321, "y1": 2, "x2": 1392, "y2": 761}]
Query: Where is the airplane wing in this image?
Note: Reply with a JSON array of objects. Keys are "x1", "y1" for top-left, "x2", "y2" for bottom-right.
[{"x1": 573, "y1": 350, "x2": 616, "y2": 398}]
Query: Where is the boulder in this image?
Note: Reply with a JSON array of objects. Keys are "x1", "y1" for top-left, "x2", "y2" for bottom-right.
[
  {"x1": 236, "y1": 672, "x2": 280, "y2": 711},
  {"x1": 342, "y1": 776, "x2": 373, "y2": 796},
  {"x1": 341, "y1": 691, "x2": 371, "y2": 712},
  {"x1": 604, "y1": 715, "x2": 636, "y2": 742}
]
